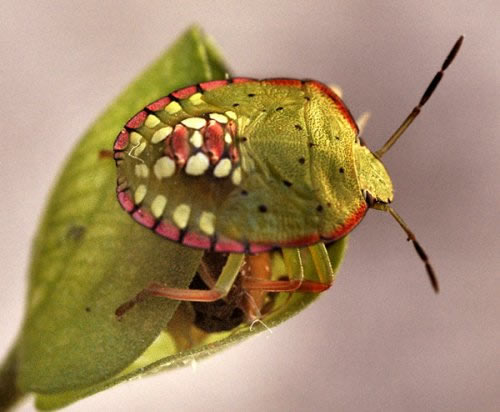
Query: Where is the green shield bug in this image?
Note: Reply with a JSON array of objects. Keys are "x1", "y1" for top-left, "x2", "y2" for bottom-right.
[{"x1": 114, "y1": 36, "x2": 463, "y2": 319}]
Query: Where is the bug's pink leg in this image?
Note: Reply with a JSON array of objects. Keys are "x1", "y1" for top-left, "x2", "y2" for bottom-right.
[
  {"x1": 242, "y1": 243, "x2": 334, "y2": 293},
  {"x1": 242, "y1": 278, "x2": 331, "y2": 293},
  {"x1": 115, "y1": 254, "x2": 245, "y2": 317},
  {"x1": 242, "y1": 253, "x2": 272, "y2": 319}
]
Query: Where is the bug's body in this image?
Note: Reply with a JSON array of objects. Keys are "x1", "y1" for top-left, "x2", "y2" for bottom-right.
[
  {"x1": 115, "y1": 78, "x2": 390, "y2": 253},
  {"x1": 114, "y1": 37, "x2": 463, "y2": 316}
]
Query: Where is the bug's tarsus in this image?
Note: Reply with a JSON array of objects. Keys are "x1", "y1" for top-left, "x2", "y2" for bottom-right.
[
  {"x1": 373, "y1": 203, "x2": 439, "y2": 293},
  {"x1": 376, "y1": 35, "x2": 464, "y2": 158},
  {"x1": 115, "y1": 290, "x2": 151, "y2": 318},
  {"x1": 98, "y1": 150, "x2": 114, "y2": 159}
]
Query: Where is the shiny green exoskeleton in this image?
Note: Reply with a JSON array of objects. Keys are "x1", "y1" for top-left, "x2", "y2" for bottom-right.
[{"x1": 114, "y1": 37, "x2": 463, "y2": 318}]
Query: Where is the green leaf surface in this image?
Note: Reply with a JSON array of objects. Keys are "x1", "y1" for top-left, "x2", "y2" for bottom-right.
[
  {"x1": 17, "y1": 26, "x2": 227, "y2": 394},
  {"x1": 34, "y1": 238, "x2": 347, "y2": 410},
  {"x1": 4, "y1": 25, "x2": 349, "y2": 410}
]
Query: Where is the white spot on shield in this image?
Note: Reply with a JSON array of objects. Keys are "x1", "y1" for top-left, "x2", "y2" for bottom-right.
[
  {"x1": 134, "y1": 141, "x2": 147, "y2": 156},
  {"x1": 151, "y1": 126, "x2": 173, "y2": 144},
  {"x1": 130, "y1": 131, "x2": 143, "y2": 145},
  {"x1": 145, "y1": 114, "x2": 161, "y2": 128},
  {"x1": 189, "y1": 93, "x2": 203, "y2": 105},
  {"x1": 185, "y1": 152, "x2": 210, "y2": 176},
  {"x1": 225, "y1": 111, "x2": 237, "y2": 120},
  {"x1": 189, "y1": 130, "x2": 203, "y2": 148},
  {"x1": 134, "y1": 164, "x2": 150, "y2": 178},
  {"x1": 181, "y1": 117, "x2": 207, "y2": 130},
  {"x1": 165, "y1": 101, "x2": 182, "y2": 114},
  {"x1": 199, "y1": 211, "x2": 216, "y2": 235},
  {"x1": 213, "y1": 158, "x2": 232, "y2": 178},
  {"x1": 173, "y1": 204, "x2": 191, "y2": 229},
  {"x1": 151, "y1": 195, "x2": 168, "y2": 218},
  {"x1": 231, "y1": 166, "x2": 242, "y2": 185},
  {"x1": 134, "y1": 184, "x2": 147, "y2": 204},
  {"x1": 154, "y1": 156, "x2": 176, "y2": 179},
  {"x1": 209, "y1": 113, "x2": 228, "y2": 124}
]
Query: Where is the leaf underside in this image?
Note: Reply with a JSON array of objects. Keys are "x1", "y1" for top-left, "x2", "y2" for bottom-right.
[{"x1": 11, "y1": 26, "x2": 347, "y2": 410}]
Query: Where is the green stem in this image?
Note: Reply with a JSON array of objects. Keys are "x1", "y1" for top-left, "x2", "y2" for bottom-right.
[{"x1": 0, "y1": 345, "x2": 26, "y2": 411}]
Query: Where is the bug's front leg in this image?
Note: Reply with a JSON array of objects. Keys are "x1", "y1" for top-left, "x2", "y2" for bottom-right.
[{"x1": 115, "y1": 253, "x2": 245, "y2": 317}]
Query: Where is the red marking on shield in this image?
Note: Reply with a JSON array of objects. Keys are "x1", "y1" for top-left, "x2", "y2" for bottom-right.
[
  {"x1": 171, "y1": 85, "x2": 197, "y2": 99},
  {"x1": 214, "y1": 237, "x2": 246, "y2": 253},
  {"x1": 117, "y1": 192, "x2": 134, "y2": 212},
  {"x1": 226, "y1": 120, "x2": 237, "y2": 137},
  {"x1": 199, "y1": 79, "x2": 228, "y2": 91},
  {"x1": 132, "y1": 208, "x2": 156, "y2": 229},
  {"x1": 203, "y1": 120, "x2": 225, "y2": 163},
  {"x1": 116, "y1": 177, "x2": 128, "y2": 193},
  {"x1": 229, "y1": 144, "x2": 239, "y2": 163},
  {"x1": 126, "y1": 110, "x2": 147, "y2": 129},
  {"x1": 307, "y1": 81, "x2": 359, "y2": 134},
  {"x1": 324, "y1": 203, "x2": 368, "y2": 240},
  {"x1": 249, "y1": 243, "x2": 273, "y2": 254},
  {"x1": 155, "y1": 221, "x2": 181, "y2": 241},
  {"x1": 167, "y1": 124, "x2": 190, "y2": 167},
  {"x1": 281, "y1": 232, "x2": 321, "y2": 248},
  {"x1": 232, "y1": 77, "x2": 256, "y2": 84},
  {"x1": 114, "y1": 129, "x2": 129, "y2": 151},
  {"x1": 182, "y1": 231, "x2": 211, "y2": 249},
  {"x1": 147, "y1": 96, "x2": 171, "y2": 111},
  {"x1": 263, "y1": 78, "x2": 302, "y2": 88}
]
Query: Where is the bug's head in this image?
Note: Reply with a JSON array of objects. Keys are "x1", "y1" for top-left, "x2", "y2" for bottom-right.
[{"x1": 354, "y1": 143, "x2": 393, "y2": 205}]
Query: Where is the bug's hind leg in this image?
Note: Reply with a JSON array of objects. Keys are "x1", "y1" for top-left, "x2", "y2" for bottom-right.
[
  {"x1": 115, "y1": 253, "x2": 245, "y2": 317},
  {"x1": 241, "y1": 243, "x2": 334, "y2": 293}
]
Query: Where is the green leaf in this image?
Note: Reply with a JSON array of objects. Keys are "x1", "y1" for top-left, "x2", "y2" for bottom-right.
[
  {"x1": 33, "y1": 239, "x2": 347, "y2": 410},
  {"x1": 0, "y1": 25, "x2": 348, "y2": 410},
  {"x1": 17, "y1": 26, "x2": 227, "y2": 394}
]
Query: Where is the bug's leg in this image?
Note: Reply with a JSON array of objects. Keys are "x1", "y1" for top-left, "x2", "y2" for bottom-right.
[
  {"x1": 328, "y1": 84, "x2": 343, "y2": 98},
  {"x1": 242, "y1": 244, "x2": 333, "y2": 293},
  {"x1": 197, "y1": 260, "x2": 217, "y2": 289},
  {"x1": 356, "y1": 112, "x2": 371, "y2": 136},
  {"x1": 300, "y1": 242, "x2": 335, "y2": 292},
  {"x1": 241, "y1": 253, "x2": 272, "y2": 320},
  {"x1": 241, "y1": 248, "x2": 303, "y2": 292},
  {"x1": 372, "y1": 203, "x2": 439, "y2": 292},
  {"x1": 98, "y1": 150, "x2": 113, "y2": 159},
  {"x1": 115, "y1": 253, "x2": 245, "y2": 317}
]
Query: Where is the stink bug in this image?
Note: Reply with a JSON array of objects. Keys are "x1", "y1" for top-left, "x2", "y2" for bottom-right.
[{"x1": 114, "y1": 36, "x2": 463, "y2": 317}]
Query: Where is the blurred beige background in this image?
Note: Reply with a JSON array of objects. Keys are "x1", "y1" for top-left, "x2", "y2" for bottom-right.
[{"x1": 1, "y1": 1, "x2": 498, "y2": 411}]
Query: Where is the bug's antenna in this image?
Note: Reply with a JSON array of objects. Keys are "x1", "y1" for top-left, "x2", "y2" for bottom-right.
[
  {"x1": 376, "y1": 36, "x2": 464, "y2": 158},
  {"x1": 372, "y1": 203, "x2": 439, "y2": 293}
]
